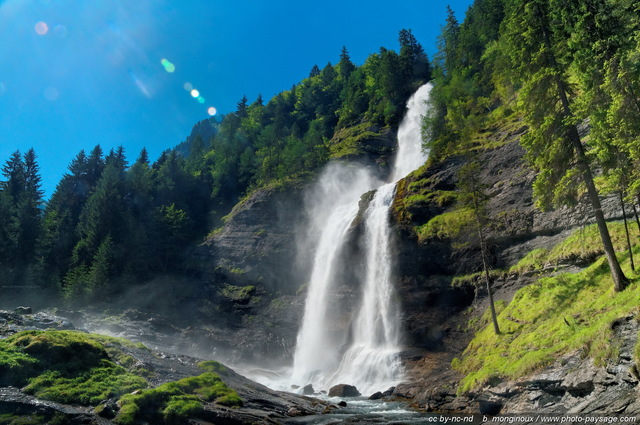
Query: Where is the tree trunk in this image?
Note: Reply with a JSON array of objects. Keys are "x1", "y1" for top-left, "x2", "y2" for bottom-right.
[
  {"x1": 474, "y1": 197, "x2": 500, "y2": 335},
  {"x1": 620, "y1": 192, "x2": 635, "y2": 271},
  {"x1": 634, "y1": 197, "x2": 640, "y2": 235},
  {"x1": 569, "y1": 130, "x2": 629, "y2": 291}
]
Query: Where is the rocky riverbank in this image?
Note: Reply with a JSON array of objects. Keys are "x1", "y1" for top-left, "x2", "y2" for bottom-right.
[{"x1": 0, "y1": 308, "x2": 329, "y2": 425}]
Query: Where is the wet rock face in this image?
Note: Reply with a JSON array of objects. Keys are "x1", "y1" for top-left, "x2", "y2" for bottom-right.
[
  {"x1": 203, "y1": 183, "x2": 308, "y2": 294},
  {"x1": 395, "y1": 139, "x2": 625, "y2": 276}
]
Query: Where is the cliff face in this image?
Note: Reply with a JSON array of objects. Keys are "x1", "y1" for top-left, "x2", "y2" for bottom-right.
[{"x1": 194, "y1": 120, "x2": 631, "y2": 410}]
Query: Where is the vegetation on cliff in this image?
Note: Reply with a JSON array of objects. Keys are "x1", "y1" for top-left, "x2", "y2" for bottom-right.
[
  {"x1": 404, "y1": 0, "x2": 640, "y2": 396},
  {"x1": 453, "y1": 223, "x2": 640, "y2": 394},
  {"x1": 424, "y1": 0, "x2": 640, "y2": 290}
]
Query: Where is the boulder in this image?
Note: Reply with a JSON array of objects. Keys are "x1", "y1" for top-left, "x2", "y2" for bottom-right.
[
  {"x1": 14, "y1": 306, "x2": 31, "y2": 315},
  {"x1": 477, "y1": 393, "x2": 503, "y2": 415},
  {"x1": 369, "y1": 391, "x2": 383, "y2": 400},
  {"x1": 302, "y1": 384, "x2": 314, "y2": 395},
  {"x1": 328, "y1": 384, "x2": 361, "y2": 397}
]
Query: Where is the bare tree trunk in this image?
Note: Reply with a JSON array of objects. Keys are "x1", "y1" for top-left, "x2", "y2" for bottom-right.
[
  {"x1": 473, "y1": 198, "x2": 500, "y2": 335},
  {"x1": 621, "y1": 192, "x2": 635, "y2": 271},
  {"x1": 479, "y1": 228, "x2": 501, "y2": 335},
  {"x1": 634, "y1": 197, "x2": 640, "y2": 235}
]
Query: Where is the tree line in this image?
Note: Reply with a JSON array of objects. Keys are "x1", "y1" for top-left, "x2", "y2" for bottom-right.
[{"x1": 0, "y1": 30, "x2": 431, "y2": 304}]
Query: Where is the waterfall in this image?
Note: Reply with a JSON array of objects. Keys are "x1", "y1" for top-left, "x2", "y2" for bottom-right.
[
  {"x1": 291, "y1": 164, "x2": 379, "y2": 386},
  {"x1": 291, "y1": 83, "x2": 432, "y2": 395}
]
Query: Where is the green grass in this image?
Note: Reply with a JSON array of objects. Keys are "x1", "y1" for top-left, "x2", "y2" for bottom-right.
[
  {"x1": 220, "y1": 285, "x2": 256, "y2": 302},
  {"x1": 547, "y1": 222, "x2": 640, "y2": 264},
  {"x1": 0, "y1": 413, "x2": 67, "y2": 425},
  {"x1": 416, "y1": 208, "x2": 475, "y2": 243},
  {"x1": 508, "y1": 248, "x2": 550, "y2": 275},
  {"x1": 508, "y1": 222, "x2": 640, "y2": 276},
  {"x1": 451, "y1": 270, "x2": 506, "y2": 288},
  {"x1": 453, "y1": 252, "x2": 640, "y2": 394},
  {"x1": 0, "y1": 330, "x2": 148, "y2": 405},
  {"x1": 115, "y1": 372, "x2": 242, "y2": 425}
]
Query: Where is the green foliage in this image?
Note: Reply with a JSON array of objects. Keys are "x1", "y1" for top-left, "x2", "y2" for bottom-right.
[
  {"x1": 0, "y1": 330, "x2": 240, "y2": 425},
  {"x1": 451, "y1": 270, "x2": 506, "y2": 288},
  {"x1": 198, "y1": 360, "x2": 227, "y2": 374},
  {"x1": 115, "y1": 372, "x2": 242, "y2": 425},
  {"x1": 467, "y1": 299, "x2": 508, "y2": 332},
  {"x1": 0, "y1": 331, "x2": 147, "y2": 405},
  {"x1": 548, "y1": 222, "x2": 640, "y2": 264},
  {"x1": 24, "y1": 366, "x2": 147, "y2": 405},
  {"x1": 328, "y1": 122, "x2": 384, "y2": 159},
  {"x1": 416, "y1": 208, "x2": 475, "y2": 243},
  {"x1": 454, "y1": 250, "x2": 639, "y2": 394},
  {"x1": 0, "y1": 413, "x2": 66, "y2": 425},
  {"x1": 425, "y1": 0, "x2": 507, "y2": 161},
  {"x1": 508, "y1": 248, "x2": 550, "y2": 274},
  {"x1": 221, "y1": 285, "x2": 256, "y2": 302}
]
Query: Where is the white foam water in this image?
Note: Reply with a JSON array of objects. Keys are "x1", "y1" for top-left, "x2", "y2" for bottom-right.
[{"x1": 291, "y1": 83, "x2": 433, "y2": 395}]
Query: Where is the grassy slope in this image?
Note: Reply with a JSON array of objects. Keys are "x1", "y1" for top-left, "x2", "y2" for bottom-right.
[{"x1": 453, "y1": 222, "x2": 640, "y2": 394}]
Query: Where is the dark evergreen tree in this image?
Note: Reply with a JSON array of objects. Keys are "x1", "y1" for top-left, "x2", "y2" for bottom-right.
[
  {"x1": 236, "y1": 95, "x2": 249, "y2": 118},
  {"x1": 309, "y1": 64, "x2": 321, "y2": 78},
  {"x1": 502, "y1": 0, "x2": 628, "y2": 291},
  {"x1": 337, "y1": 46, "x2": 356, "y2": 81}
]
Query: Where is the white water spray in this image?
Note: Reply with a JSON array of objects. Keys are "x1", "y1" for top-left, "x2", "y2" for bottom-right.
[
  {"x1": 292, "y1": 83, "x2": 433, "y2": 394},
  {"x1": 291, "y1": 164, "x2": 379, "y2": 385}
]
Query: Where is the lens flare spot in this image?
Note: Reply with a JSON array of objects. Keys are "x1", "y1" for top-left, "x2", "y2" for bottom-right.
[
  {"x1": 43, "y1": 87, "x2": 59, "y2": 101},
  {"x1": 35, "y1": 21, "x2": 48, "y2": 35},
  {"x1": 207, "y1": 107, "x2": 217, "y2": 116},
  {"x1": 53, "y1": 24, "x2": 68, "y2": 38},
  {"x1": 190, "y1": 89, "x2": 199, "y2": 98},
  {"x1": 161, "y1": 58, "x2": 175, "y2": 73},
  {"x1": 184, "y1": 82, "x2": 193, "y2": 91},
  {"x1": 197, "y1": 96, "x2": 205, "y2": 104}
]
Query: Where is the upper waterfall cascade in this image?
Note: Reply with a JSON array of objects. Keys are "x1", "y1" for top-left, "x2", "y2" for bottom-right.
[{"x1": 291, "y1": 83, "x2": 433, "y2": 395}]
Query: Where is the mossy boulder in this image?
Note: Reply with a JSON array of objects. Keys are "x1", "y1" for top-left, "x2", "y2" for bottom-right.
[
  {"x1": 0, "y1": 330, "x2": 148, "y2": 405},
  {"x1": 115, "y1": 371, "x2": 242, "y2": 425}
]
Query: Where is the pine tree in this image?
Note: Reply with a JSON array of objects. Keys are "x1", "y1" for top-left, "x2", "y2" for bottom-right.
[
  {"x1": 398, "y1": 28, "x2": 431, "y2": 85},
  {"x1": 458, "y1": 160, "x2": 500, "y2": 334},
  {"x1": 73, "y1": 162, "x2": 126, "y2": 267},
  {"x1": 309, "y1": 64, "x2": 321, "y2": 78},
  {"x1": 337, "y1": 46, "x2": 356, "y2": 81},
  {"x1": 503, "y1": 0, "x2": 628, "y2": 291},
  {"x1": 236, "y1": 95, "x2": 249, "y2": 118},
  {"x1": 39, "y1": 150, "x2": 91, "y2": 282},
  {"x1": 436, "y1": 6, "x2": 460, "y2": 76},
  {"x1": 17, "y1": 149, "x2": 43, "y2": 262}
]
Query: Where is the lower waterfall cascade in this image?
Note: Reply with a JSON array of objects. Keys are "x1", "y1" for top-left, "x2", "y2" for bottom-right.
[{"x1": 291, "y1": 83, "x2": 433, "y2": 395}]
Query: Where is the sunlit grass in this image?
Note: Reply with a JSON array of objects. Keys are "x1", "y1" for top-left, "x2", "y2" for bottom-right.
[{"x1": 453, "y1": 222, "x2": 640, "y2": 394}]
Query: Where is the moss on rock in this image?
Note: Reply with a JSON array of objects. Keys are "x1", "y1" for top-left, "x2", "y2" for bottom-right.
[
  {"x1": 0, "y1": 330, "x2": 148, "y2": 405},
  {"x1": 115, "y1": 372, "x2": 242, "y2": 425}
]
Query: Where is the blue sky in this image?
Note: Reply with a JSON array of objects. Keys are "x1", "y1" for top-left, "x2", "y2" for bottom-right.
[{"x1": 0, "y1": 0, "x2": 474, "y2": 197}]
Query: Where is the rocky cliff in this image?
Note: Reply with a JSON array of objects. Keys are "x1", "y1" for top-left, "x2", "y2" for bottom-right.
[{"x1": 189, "y1": 118, "x2": 636, "y2": 416}]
